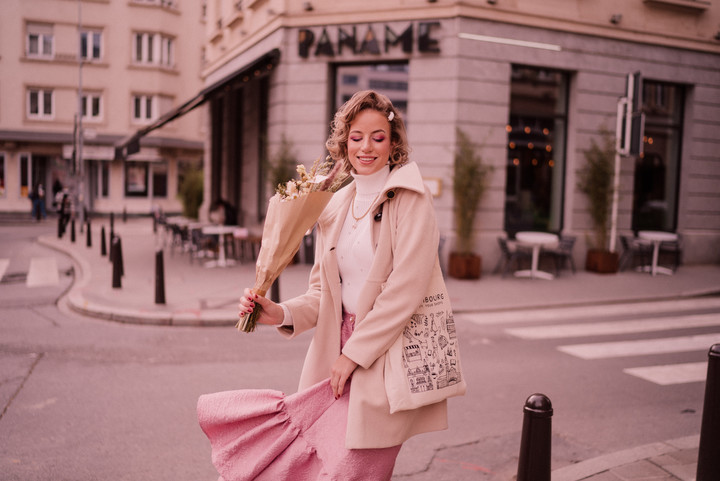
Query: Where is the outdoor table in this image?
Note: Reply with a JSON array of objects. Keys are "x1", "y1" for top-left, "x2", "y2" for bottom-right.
[
  {"x1": 637, "y1": 230, "x2": 678, "y2": 276},
  {"x1": 201, "y1": 224, "x2": 238, "y2": 268},
  {"x1": 514, "y1": 231, "x2": 559, "y2": 280}
]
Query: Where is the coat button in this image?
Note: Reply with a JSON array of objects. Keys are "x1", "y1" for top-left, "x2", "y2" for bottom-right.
[{"x1": 386, "y1": 190, "x2": 395, "y2": 199}]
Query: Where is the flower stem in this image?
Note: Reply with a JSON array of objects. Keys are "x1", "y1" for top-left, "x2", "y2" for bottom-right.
[{"x1": 236, "y1": 305, "x2": 263, "y2": 333}]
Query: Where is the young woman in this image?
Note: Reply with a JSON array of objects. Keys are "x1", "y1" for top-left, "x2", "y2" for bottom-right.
[{"x1": 199, "y1": 90, "x2": 453, "y2": 480}]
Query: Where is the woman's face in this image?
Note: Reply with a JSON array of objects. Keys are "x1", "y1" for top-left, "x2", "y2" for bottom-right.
[{"x1": 347, "y1": 109, "x2": 392, "y2": 176}]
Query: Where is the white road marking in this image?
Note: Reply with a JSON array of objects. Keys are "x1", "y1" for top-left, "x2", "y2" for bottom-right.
[
  {"x1": 506, "y1": 313, "x2": 720, "y2": 339},
  {"x1": 558, "y1": 334, "x2": 720, "y2": 360},
  {"x1": 26, "y1": 257, "x2": 59, "y2": 287},
  {"x1": 0, "y1": 258, "x2": 9, "y2": 280},
  {"x1": 461, "y1": 297, "x2": 720, "y2": 326},
  {"x1": 624, "y1": 362, "x2": 707, "y2": 385}
]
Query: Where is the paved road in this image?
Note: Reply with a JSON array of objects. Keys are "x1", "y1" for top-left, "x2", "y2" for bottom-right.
[{"x1": 1, "y1": 223, "x2": 718, "y2": 480}]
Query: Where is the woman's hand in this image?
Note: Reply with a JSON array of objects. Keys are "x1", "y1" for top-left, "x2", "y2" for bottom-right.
[
  {"x1": 238, "y1": 288, "x2": 284, "y2": 326},
  {"x1": 330, "y1": 354, "x2": 358, "y2": 399}
]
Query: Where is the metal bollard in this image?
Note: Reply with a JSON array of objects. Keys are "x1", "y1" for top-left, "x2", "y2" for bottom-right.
[
  {"x1": 270, "y1": 277, "x2": 280, "y2": 303},
  {"x1": 155, "y1": 249, "x2": 166, "y2": 304},
  {"x1": 116, "y1": 236, "x2": 124, "y2": 278},
  {"x1": 86, "y1": 220, "x2": 92, "y2": 248},
  {"x1": 71, "y1": 219, "x2": 76, "y2": 243},
  {"x1": 57, "y1": 215, "x2": 63, "y2": 238},
  {"x1": 697, "y1": 344, "x2": 720, "y2": 481},
  {"x1": 100, "y1": 225, "x2": 107, "y2": 257},
  {"x1": 111, "y1": 237, "x2": 122, "y2": 289},
  {"x1": 517, "y1": 393, "x2": 553, "y2": 481}
]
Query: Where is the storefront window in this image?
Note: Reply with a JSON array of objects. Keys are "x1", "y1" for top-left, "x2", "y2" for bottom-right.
[
  {"x1": 125, "y1": 161, "x2": 148, "y2": 197},
  {"x1": 333, "y1": 62, "x2": 409, "y2": 117},
  {"x1": 505, "y1": 66, "x2": 568, "y2": 235},
  {"x1": 92, "y1": 162, "x2": 110, "y2": 199},
  {"x1": 631, "y1": 81, "x2": 684, "y2": 232},
  {"x1": 0, "y1": 153, "x2": 5, "y2": 197},
  {"x1": 152, "y1": 162, "x2": 168, "y2": 198}
]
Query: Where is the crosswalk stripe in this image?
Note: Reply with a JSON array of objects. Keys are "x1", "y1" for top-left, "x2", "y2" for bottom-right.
[
  {"x1": 558, "y1": 333, "x2": 720, "y2": 360},
  {"x1": 461, "y1": 297, "x2": 720, "y2": 326},
  {"x1": 506, "y1": 313, "x2": 720, "y2": 340},
  {"x1": 26, "y1": 257, "x2": 59, "y2": 287},
  {"x1": 0, "y1": 258, "x2": 9, "y2": 280},
  {"x1": 624, "y1": 362, "x2": 707, "y2": 385}
]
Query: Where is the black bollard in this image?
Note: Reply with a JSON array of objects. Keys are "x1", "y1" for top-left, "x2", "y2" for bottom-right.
[
  {"x1": 697, "y1": 344, "x2": 720, "y2": 481},
  {"x1": 116, "y1": 236, "x2": 124, "y2": 278},
  {"x1": 270, "y1": 277, "x2": 280, "y2": 303},
  {"x1": 517, "y1": 393, "x2": 553, "y2": 481},
  {"x1": 123, "y1": 207, "x2": 127, "y2": 223},
  {"x1": 86, "y1": 220, "x2": 92, "y2": 247},
  {"x1": 100, "y1": 225, "x2": 107, "y2": 256},
  {"x1": 57, "y1": 215, "x2": 63, "y2": 238},
  {"x1": 110, "y1": 212, "x2": 115, "y2": 239},
  {"x1": 111, "y1": 237, "x2": 122, "y2": 289},
  {"x1": 71, "y1": 219, "x2": 76, "y2": 243},
  {"x1": 155, "y1": 249, "x2": 166, "y2": 304}
]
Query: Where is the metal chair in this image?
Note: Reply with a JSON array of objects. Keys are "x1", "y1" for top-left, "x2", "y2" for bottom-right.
[
  {"x1": 659, "y1": 233, "x2": 683, "y2": 272},
  {"x1": 618, "y1": 235, "x2": 652, "y2": 271},
  {"x1": 541, "y1": 235, "x2": 576, "y2": 276},
  {"x1": 494, "y1": 236, "x2": 532, "y2": 277}
]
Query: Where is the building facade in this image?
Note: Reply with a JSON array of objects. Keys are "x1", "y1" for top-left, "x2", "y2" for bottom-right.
[
  {"x1": 0, "y1": 0, "x2": 206, "y2": 218},
  {"x1": 173, "y1": 0, "x2": 720, "y2": 267}
]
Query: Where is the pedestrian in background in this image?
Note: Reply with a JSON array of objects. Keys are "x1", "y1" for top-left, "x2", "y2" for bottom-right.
[{"x1": 199, "y1": 90, "x2": 458, "y2": 480}]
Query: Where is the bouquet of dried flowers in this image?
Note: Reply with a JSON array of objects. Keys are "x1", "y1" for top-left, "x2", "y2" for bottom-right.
[{"x1": 237, "y1": 158, "x2": 348, "y2": 332}]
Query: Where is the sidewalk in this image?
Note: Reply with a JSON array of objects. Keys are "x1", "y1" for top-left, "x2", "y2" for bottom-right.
[{"x1": 39, "y1": 217, "x2": 720, "y2": 481}]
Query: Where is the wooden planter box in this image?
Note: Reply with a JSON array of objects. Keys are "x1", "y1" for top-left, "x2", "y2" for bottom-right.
[
  {"x1": 448, "y1": 252, "x2": 482, "y2": 279},
  {"x1": 585, "y1": 249, "x2": 619, "y2": 274}
]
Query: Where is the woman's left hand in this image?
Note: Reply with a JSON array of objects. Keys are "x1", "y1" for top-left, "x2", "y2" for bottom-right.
[{"x1": 330, "y1": 354, "x2": 358, "y2": 399}]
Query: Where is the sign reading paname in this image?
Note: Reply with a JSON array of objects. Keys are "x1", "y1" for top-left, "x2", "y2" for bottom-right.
[{"x1": 298, "y1": 21, "x2": 441, "y2": 58}]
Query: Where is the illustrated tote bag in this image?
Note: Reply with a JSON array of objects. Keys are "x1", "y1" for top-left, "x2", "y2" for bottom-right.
[{"x1": 384, "y1": 260, "x2": 467, "y2": 413}]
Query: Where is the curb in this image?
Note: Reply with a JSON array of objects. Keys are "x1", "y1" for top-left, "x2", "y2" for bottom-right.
[{"x1": 551, "y1": 435, "x2": 699, "y2": 481}]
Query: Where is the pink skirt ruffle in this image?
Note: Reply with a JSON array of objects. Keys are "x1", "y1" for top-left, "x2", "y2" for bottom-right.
[{"x1": 197, "y1": 314, "x2": 400, "y2": 480}]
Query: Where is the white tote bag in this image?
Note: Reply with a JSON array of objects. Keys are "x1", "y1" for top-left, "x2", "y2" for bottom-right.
[{"x1": 384, "y1": 259, "x2": 467, "y2": 414}]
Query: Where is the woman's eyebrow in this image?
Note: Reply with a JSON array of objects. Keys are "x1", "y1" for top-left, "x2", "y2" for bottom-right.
[{"x1": 349, "y1": 129, "x2": 387, "y2": 135}]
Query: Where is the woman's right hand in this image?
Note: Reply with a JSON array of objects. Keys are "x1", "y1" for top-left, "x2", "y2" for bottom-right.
[{"x1": 238, "y1": 288, "x2": 284, "y2": 326}]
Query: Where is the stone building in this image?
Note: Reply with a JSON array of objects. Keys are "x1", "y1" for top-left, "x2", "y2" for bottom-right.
[
  {"x1": 129, "y1": 0, "x2": 720, "y2": 267},
  {"x1": 0, "y1": 0, "x2": 206, "y2": 218}
]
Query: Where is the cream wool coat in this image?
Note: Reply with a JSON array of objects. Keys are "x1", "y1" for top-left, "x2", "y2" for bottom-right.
[{"x1": 280, "y1": 161, "x2": 448, "y2": 449}]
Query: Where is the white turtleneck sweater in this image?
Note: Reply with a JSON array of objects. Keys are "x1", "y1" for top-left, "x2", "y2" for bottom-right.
[
  {"x1": 280, "y1": 165, "x2": 390, "y2": 326},
  {"x1": 336, "y1": 165, "x2": 390, "y2": 315}
]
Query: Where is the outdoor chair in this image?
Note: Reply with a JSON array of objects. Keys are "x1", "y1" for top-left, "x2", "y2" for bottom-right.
[
  {"x1": 659, "y1": 233, "x2": 683, "y2": 272},
  {"x1": 541, "y1": 235, "x2": 577, "y2": 276},
  {"x1": 618, "y1": 235, "x2": 652, "y2": 271},
  {"x1": 188, "y1": 227, "x2": 216, "y2": 264},
  {"x1": 493, "y1": 236, "x2": 532, "y2": 277}
]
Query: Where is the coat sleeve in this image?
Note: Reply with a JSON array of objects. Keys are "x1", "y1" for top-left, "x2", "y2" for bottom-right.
[
  {"x1": 341, "y1": 188, "x2": 439, "y2": 369},
  {"x1": 276, "y1": 219, "x2": 326, "y2": 338}
]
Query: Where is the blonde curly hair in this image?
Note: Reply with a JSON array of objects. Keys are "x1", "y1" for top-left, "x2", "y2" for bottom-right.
[{"x1": 325, "y1": 90, "x2": 409, "y2": 173}]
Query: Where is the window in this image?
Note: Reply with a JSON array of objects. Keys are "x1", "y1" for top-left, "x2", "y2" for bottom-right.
[
  {"x1": 80, "y1": 30, "x2": 102, "y2": 61},
  {"x1": 0, "y1": 153, "x2": 5, "y2": 197},
  {"x1": 20, "y1": 153, "x2": 32, "y2": 197},
  {"x1": 133, "y1": 32, "x2": 174, "y2": 67},
  {"x1": 27, "y1": 23, "x2": 54, "y2": 59},
  {"x1": 28, "y1": 88, "x2": 54, "y2": 119},
  {"x1": 132, "y1": 94, "x2": 156, "y2": 122},
  {"x1": 505, "y1": 66, "x2": 569, "y2": 234},
  {"x1": 152, "y1": 162, "x2": 168, "y2": 197},
  {"x1": 631, "y1": 81, "x2": 684, "y2": 232},
  {"x1": 125, "y1": 161, "x2": 149, "y2": 197},
  {"x1": 82, "y1": 93, "x2": 102, "y2": 121},
  {"x1": 333, "y1": 62, "x2": 409, "y2": 118},
  {"x1": 92, "y1": 161, "x2": 110, "y2": 199}
]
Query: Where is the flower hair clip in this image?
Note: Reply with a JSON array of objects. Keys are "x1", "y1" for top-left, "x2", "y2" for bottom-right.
[{"x1": 387, "y1": 111, "x2": 395, "y2": 122}]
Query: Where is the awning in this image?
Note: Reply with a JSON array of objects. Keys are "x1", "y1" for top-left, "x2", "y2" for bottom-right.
[{"x1": 114, "y1": 48, "x2": 280, "y2": 160}]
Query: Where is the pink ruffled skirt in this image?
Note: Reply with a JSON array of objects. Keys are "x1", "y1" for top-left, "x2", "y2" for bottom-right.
[{"x1": 197, "y1": 313, "x2": 401, "y2": 480}]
